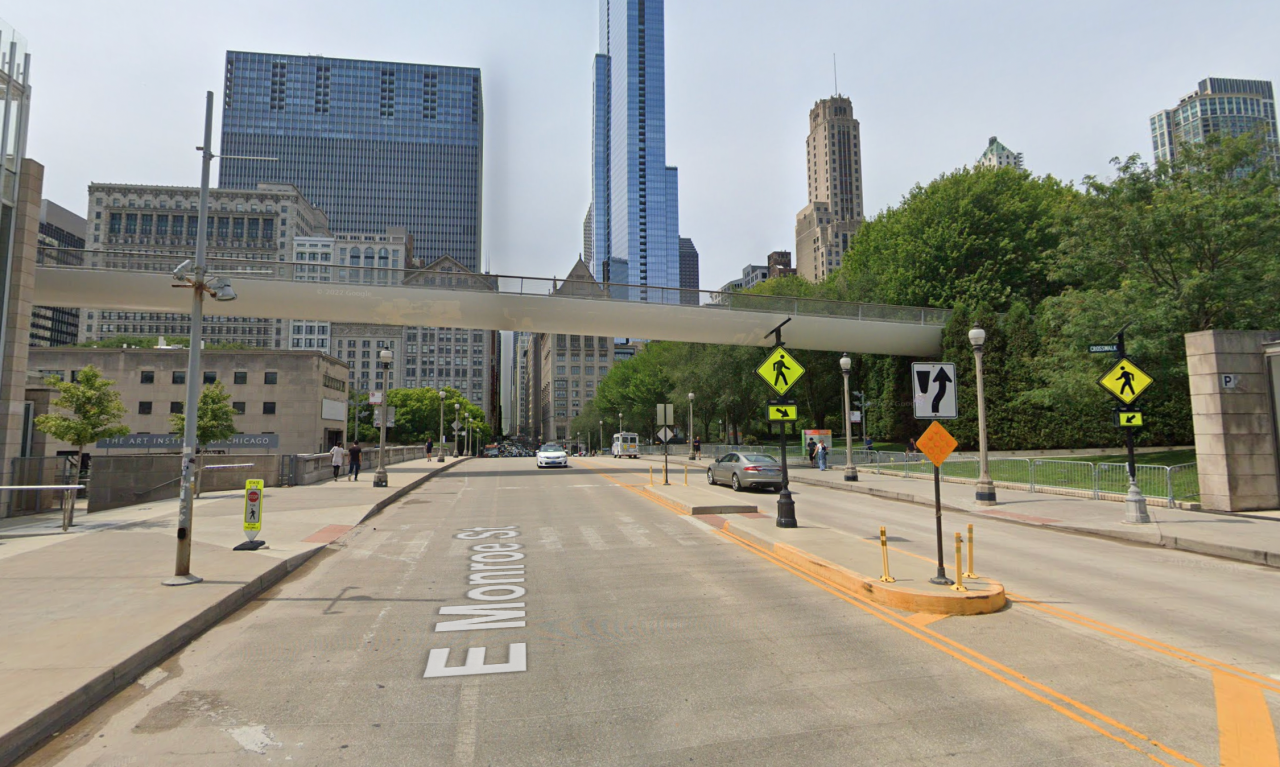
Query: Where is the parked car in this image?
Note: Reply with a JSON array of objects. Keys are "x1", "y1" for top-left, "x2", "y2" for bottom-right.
[
  {"x1": 536, "y1": 444, "x2": 569, "y2": 469},
  {"x1": 706, "y1": 452, "x2": 783, "y2": 492}
]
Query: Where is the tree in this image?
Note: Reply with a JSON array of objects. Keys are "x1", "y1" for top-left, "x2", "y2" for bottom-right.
[
  {"x1": 169, "y1": 381, "x2": 238, "y2": 446},
  {"x1": 75, "y1": 335, "x2": 189, "y2": 349},
  {"x1": 386, "y1": 386, "x2": 487, "y2": 449},
  {"x1": 34, "y1": 365, "x2": 129, "y2": 471}
]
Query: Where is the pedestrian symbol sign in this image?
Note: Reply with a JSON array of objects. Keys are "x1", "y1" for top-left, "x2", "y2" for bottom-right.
[
  {"x1": 767, "y1": 404, "x2": 798, "y2": 422},
  {"x1": 243, "y1": 480, "x2": 264, "y2": 539},
  {"x1": 1098, "y1": 358, "x2": 1153, "y2": 405},
  {"x1": 756, "y1": 347, "x2": 805, "y2": 396}
]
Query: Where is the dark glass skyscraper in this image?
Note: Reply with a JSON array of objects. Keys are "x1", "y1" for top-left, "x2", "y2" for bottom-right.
[{"x1": 219, "y1": 51, "x2": 483, "y2": 271}]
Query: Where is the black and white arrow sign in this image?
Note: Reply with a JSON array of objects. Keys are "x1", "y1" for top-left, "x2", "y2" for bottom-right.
[{"x1": 912, "y1": 362, "x2": 958, "y2": 420}]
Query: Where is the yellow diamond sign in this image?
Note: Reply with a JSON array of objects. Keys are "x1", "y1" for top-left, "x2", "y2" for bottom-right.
[
  {"x1": 756, "y1": 347, "x2": 805, "y2": 396},
  {"x1": 917, "y1": 421, "x2": 958, "y2": 468},
  {"x1": 1098, "y1": 358, "x2": 1153, "y2": 405}
]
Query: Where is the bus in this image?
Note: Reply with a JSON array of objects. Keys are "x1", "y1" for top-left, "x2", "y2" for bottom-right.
[{"x1": 612, "y1": 432, "x2": 640, "y2": 459}]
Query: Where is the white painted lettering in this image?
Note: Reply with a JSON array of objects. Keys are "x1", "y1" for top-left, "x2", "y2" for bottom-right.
[
  {"x1": 423, "y1": 643, "x2": 527, "y2": 678},
  {"x1": 435, "y1": 603, "x2": 527, "y2": 632},
  {"x1": 470, "y1": 552, "x2": 525, "y2": 563},
  {"x1": 468, "y1": 571, "x2": 526, "y2": 585},
  {"x1": 470, "y1": 563, "x2": 525, "y2": 570},
  {"x1": 467, "y1": 585, "x2": 527, "y2": 601},
  {"x1": 471, "y1": 542, "x2": 522, "y2": 552}
]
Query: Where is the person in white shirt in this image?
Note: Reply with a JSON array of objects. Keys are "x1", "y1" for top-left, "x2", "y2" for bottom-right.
[{"x1": 329, "y1": 443, "x2": 345, "y2": 481}]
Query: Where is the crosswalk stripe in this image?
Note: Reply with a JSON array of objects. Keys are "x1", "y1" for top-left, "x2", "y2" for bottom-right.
[{"x1": 579, "y1": 526, "x2": 609, "y2": 550}]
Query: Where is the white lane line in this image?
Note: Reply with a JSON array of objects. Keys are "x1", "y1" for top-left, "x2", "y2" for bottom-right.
[
  {"x1": 617, "y1": 524, "x2": 655, "y2": 547},
  {"x1": 538, "y1": 526, "x2": 563, "y2": 551},
  {"x1": 580, "y1": 526, "x2": 609, "y2": 550},
  {"x1": 617, "y1": 514, "x2": 636, "y2": 523},
  {"x1": 454, "y1": 681, "x2": 481, "y2": 764}
]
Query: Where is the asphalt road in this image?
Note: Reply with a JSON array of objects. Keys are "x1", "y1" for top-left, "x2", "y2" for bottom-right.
[{"x1": 23, "y1": 458, "x2": 1277, "y2": 766}]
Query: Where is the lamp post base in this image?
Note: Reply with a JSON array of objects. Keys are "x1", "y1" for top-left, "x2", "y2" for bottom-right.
[
  {"x1": 843, "y1": 466, "x2": 858, "y2": 482},
  {"x1": 438, "y1": 456, "x2": 445, "y2": 463},
  {"x1": 373, "y1": 470, "x2": 388, "y2": 488},
  {"x1": 975, "y1": 478, "x2": 997, "y2": 506},
  {"x1": 1123, "y1": 480, "x2": 1151, "y2": 524},
  {"x1": 163, "y1": 573, "x2": 203, "y2": 587},
  {"x1": 776, "y1": 489, "x2": 797, "y2": 528}
]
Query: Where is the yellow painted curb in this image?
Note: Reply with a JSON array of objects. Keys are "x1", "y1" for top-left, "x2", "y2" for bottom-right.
[{"x1": 722, "y1": 521, "x2": 1006, "y2": 617}]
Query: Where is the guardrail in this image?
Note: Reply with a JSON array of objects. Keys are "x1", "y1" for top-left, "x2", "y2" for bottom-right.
[{"x1": 283, "y1": 445, "x2": 431, "y2": 486}]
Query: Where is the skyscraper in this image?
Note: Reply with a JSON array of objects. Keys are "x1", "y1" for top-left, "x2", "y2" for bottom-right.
[
  {"x1": 1150, "y1": 78, "x2": 1278, "y2": 166},
  {"x1": 795, "y1": 95, "x2": 864, "y2": 283},
  {"x1": 678, "y1": 237, "x2": 699, "y2": 305},
  {"x1": 219, "y1": 52, "x2": 483, "y2": 271},
  {"x1": 589, "y1": 0, "x2": 682, "y2": 303}
]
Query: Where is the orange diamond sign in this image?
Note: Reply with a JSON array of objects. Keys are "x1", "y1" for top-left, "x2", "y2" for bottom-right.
[{"x1": 917, "y1": 421, "x2": 958, "y2": 468}]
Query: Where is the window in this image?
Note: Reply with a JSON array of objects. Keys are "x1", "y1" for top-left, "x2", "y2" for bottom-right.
[
  {"x1": 263, "y1": 402, "x2": 277, "y2": 415},
  {"x1": 140, "y1": 371, "x2": 155, "y2": 384},
  {"x1": 169, "y1": 402, "x2": 184, "y2": 414},
  {"x1": 138, "y1": 402, "x2": 153, "y2": 415},
  {"x1": 232, "y1": 402, "x2": 246, "y2": 415},
  {"x1": 233, "y1": 371, "x2": 247, "y2": 385},
  {"x1": 264, "y1": 372, "x2": 278, "y2": 385},
  {"x1": 202, "y1": 371, "x2": 217, "y2": 384},
  {"x1": 172, "y1": 371, "x2": 185, "y2": 384}
]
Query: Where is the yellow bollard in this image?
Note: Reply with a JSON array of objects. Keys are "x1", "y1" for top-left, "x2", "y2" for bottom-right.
[
  {"x1": 684, "y1": 464, "x2": 688, "y2": 486},
  {"x1": 951, "y1": 532, "x2": 967, "y2": 592},
  {"x1": 649, "y1": 466, "x2": 654, "y2": 487},
  {"x1": 878, "y1": 526, "x2": 896, "y2": 583},
  {"x1": 964, "y1": 523, "x2": 976, "y2": 578}
]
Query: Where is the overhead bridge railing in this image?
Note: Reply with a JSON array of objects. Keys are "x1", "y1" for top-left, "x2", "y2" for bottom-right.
[{"x1": 36, "y1": 246, "x2": 951, "y2": 328}]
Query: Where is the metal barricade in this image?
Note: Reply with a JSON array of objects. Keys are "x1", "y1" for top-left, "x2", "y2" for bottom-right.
[
  {"x1": 1031, "y1": 459, "x2": 1100, "y2": 498},
  {"x1": 1098, "y1": 462, "x2": 1170, "y2": 500},
  {"x1": 988, "y1": 457, "x2": 1032, "y2": 486},
  {"x1": 1168, "y1": 463, "x2": 1199, "y2": 502}
]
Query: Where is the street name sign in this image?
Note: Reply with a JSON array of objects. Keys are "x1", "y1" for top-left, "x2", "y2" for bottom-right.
[
  {"x1": 767, "y1": 403, "x2": 798, "y2": 422},
  {"x1": 1098, "y1": 358, "x2": 1153, "y2": 405},
  {"x1": 756, "y1": 347, "x2": 805, "y2": 396},
  {"x1": 911, "y1": 362, "x2": 957, "y2": 420},
  {"x1": 1089, "y1": 344, "x2": 1119, "y2": 354},
  {"x1": 917, "y1": 421, "x2": 958, "y2": 468}
]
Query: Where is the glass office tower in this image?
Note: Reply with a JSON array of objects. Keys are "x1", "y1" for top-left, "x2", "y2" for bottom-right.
[
  {"x1": 590, "y1": 0, "x2": 682, "y2": 303},
  {"x1": 1150, "y1": 78, "x2": 1278, "y2": 167},
  {"x1": 219, "y1": 52, "x2": 483, "y2": 271}
]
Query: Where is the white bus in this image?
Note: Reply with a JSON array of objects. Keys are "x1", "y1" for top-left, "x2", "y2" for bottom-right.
[{"x1": 612, "y1": 432, "x2": 640, "y2": 458}]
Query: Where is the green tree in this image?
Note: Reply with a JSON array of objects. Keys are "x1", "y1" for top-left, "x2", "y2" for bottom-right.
[
  {"x1": 34, "y1": 364, "x2": 129, "y2": 470},
  {"x1": 75, "y1": 335, "x2": 189, "y2": 349},
  {"x1": 169, "y1": 381, "x2": 238, "y2": 446},
  {"x1": 386, "y1": 386, "x2": 487, "y2": 450}
]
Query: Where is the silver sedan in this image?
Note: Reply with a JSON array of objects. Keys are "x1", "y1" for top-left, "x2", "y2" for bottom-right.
[{"x1": 706, "y1": 452, "x2": 784, "y2": 492}]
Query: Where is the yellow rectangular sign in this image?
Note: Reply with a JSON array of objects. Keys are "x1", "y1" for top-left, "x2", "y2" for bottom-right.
[
  {"x1": 767, "y1": 404, "x2": 798, "y2": 421},
  {"x1": 1116, "y1": 411, "x2": 1144, "y2": 428},
  {"x1": 244, "y1": 479, "x2": 264, "y2": 534}
]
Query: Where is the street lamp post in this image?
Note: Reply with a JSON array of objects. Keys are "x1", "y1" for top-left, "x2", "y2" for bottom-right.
[
  {"x1": 969, "y1": 327, "x2": 996, "y2": 506},
  {"x1": 618, "y1": 412, "x2": 624, "y2": 435},
  {"x1": 373, "y1": 350, "x2": 392, "y2": 487},
  {"x1": 599, "y1": 420, "x2": 603, "y2": 456},
  {"x1": 437, "y1": 391, "x2": 445, "y2": 462},
  {"x1": 840, "y1": 354, "x2": 858, "y2": 482},
  {"x1": 453, "y1": 403, "x2": 461, "y2": 457},
  {"x1": 687, "y1": 392, "x2": 696, "y2": 459}
]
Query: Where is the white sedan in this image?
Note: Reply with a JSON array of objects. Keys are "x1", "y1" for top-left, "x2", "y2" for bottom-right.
[{"x1": 536, "y1": 444, "x2": 569, "y2": 469}]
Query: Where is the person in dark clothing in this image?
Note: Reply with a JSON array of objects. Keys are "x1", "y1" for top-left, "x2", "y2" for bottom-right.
[
  {"x1": 807, "y1": 438, "x2": 818, "y2": 468},
  {"x1": 426, "y1": 438, "x2": 434, "y2": 459},
  {"x1": 348, "y1": 442, "x2": 363, "y2": 481}
]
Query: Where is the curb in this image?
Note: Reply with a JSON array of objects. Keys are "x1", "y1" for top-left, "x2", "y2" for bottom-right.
[
  {"x1": 636, "y1": 486, "x2": 756, "y2": 516},
  {"x1": 721, "y1": 520, "x2": 1006, "y2": 616},
  {"x1": 1, "y1": 457, "x2": 472, "y2": 767}
]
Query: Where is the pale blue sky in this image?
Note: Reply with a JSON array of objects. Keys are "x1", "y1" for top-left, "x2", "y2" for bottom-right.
[{"x1": 17, "y1": 1, "x2": 1280, "y2": 291}]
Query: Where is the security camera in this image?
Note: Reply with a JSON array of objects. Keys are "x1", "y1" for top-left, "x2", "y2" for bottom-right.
[{"x1": 172, "y1": 259, "x2": 194, "y2": 283}]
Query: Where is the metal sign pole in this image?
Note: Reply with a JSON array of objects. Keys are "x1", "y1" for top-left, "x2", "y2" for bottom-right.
[{"x1": 929, "y1": 465, "x2": 952, "y2": 585}]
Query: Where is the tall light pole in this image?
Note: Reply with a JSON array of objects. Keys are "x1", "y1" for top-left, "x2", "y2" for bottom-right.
[
  {"x1": 373, "y1": 349, "x2": 392, "y2": 487},
  {"x1": 618, "y1": 412, "x2": 624, "y2": 435},
  {"x1": 437, "y1": 390, "x2": 446, "y2": 462},
  {"x1": 687, "y1": 392, "x2": 696, "y2": 459},
  {"x1": 599, "y1": 420, "x2": 603, "y2": 455},
  {"x1": 969, "y1": 326, "x2": 996, "y2": 505},
  {"x1": 165, "y1": 91, "x2": 265, "y2": 586},
  {"x1": 453, "y1": 403, "x2": 461, "y2": 457},
  {"x1": 840, "y1": 354, "x2": 857, "y2": 482}
]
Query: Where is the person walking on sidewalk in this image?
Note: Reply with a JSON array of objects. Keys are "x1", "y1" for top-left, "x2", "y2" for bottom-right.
[
  {"x1": 693, "y1": 436, "x2": 701, "y2": 460},
  {"x1": 426, "y1": 437, "x2": 434, "y2": 459},
  {"x1": 818, "y1": 439, "x2": 829, "y2": 471},
  {"x1": 807, "y1": 438, "x2": 817, "y2": 468},
  {"x1": 348, "y1": 442, "x2": 363, "y2": 481},
  {"x1": 329, "y1": 442, "x2": 345, "y2": 481}
]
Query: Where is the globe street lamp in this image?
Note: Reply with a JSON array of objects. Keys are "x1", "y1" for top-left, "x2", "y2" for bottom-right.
[
  {"x1": 618, "y1": 412, "x2": 624, "y2": 435},
  {"x1": 373, "y1": 349, "x2": 393, "y2": 487},
  {"x1": 687, "y1": 392, "x2": 697, "y2": 460},
  {"x1": 453, "y1": 402, "x2": 461, "y2": 457},
  {"x1": 840, "y1": 354, "x2": 858, "y2": 482},
  {"x1": 969, "y1": 326, "x2": 996, "y2": 505}
]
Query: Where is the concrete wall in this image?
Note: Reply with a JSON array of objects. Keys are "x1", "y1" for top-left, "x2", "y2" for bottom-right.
[
  {"x1": 0, "y1": 160, "x2": 42, "y2": 471},
  {"x1": 87, "y1": 453, "x2": 280, "y2": 512},
  {"x1": 1186, "y1": 330, "x2": 1280, "y2": 511}
]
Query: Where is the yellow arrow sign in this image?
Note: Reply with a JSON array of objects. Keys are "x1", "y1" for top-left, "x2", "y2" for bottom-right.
[
  {"x1": 767, "y1": 404, "x2": 798, "y2": 422},
  {"x1": 1116, "y1": 411, "x2": 1144, "y2": 428},
  {"x1": 756, "y1": 347, "x2": 806, "y2": 396},
  {"x1": 1098, "y1": 358, "x2": 1153, "y2": 405}
]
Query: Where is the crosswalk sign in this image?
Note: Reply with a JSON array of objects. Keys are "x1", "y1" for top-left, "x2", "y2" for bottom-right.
[
  {"x1": 767, "y1": 404, "x2": 798, "y2": 422},
  {"x1": 756, "y1": 347, "x2": 805, "y2": 396},
  {"x1": 1098, "y1": 358, "x2": 1153, "y2": 405},
  {"x1": 1115, "y1": 409, "x2": 1144, "y2": 428},
  {"x1": 243, "y1": 479, "x2": 264, "y2": 539}
]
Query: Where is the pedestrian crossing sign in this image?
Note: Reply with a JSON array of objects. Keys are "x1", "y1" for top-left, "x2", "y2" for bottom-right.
[
  {"x1": 1098, "y1": 358, "x2": 1153, "y2": 405},
  {"x1": 756, "y1": 347, "x2": 805, "y2": 396}
]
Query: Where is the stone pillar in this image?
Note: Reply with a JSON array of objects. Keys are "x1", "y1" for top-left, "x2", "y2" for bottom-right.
[{"x1": 1186, "y1": 329, "x2": 1280, "y2": 512}]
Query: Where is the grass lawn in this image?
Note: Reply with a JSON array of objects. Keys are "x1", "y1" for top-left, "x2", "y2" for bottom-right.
[{"x1": 1056, "y1": 449, "x2": 1197, "y2": 467}]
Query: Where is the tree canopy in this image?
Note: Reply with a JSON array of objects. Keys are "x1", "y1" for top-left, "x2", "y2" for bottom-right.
[{"x1": 34, "y1": 365, "x2": 129, "y2": 457}]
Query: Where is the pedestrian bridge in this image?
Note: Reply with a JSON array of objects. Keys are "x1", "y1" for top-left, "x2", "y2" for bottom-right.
[{"x1": 32, "y1": 252, "x2": 948, "y2": 356}]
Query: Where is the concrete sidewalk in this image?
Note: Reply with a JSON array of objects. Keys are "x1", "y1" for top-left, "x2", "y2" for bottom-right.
[
  {"x1": 643, "y1": 455, "x2": 1280, "y2": 569},
  {"x1": 0, "y1": 455, "x2": 471, "y2": 767}
]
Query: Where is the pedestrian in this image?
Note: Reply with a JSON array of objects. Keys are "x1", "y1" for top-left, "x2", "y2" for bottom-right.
[
  {"x1": 807, "y1": 438, "x2": 817, "y2": 468},
  {"x1": 693, "y1": 435, "x2": 701, "y2": 459},
  {"x1": 864, "y1": 436, "x2": 874, "y2": 451},
  {"x1": 329, "y1": 442, "x2": 345, "y2": 481},
  {"x1": 426, "y1": 437, "x2": 434, "y2": 459},
  {"x1": 907, "y1": 437, "x2": 917, "y2": 455},
  {"x1": 818, "y1": 440, "x2": 829, "y2": 471},
  {"x1": 348, "y1": 441, "x2": 363, "y2": 481}
]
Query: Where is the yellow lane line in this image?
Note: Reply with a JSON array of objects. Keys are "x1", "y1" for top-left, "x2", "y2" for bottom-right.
[
  {"x1": 1214, "y1": 670, "x2": 1280, "y2": 767},
  {"x1": 904, "y1": 613, "x2": 949, "y2": 628}
]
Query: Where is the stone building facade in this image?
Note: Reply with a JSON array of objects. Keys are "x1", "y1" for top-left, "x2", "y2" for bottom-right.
[
  {"x1": 795, "y1": 95, "x2": 864, "y2": 282},
  {"x1": 533, "y1": 259, "x2": 614, "y2": 442}
]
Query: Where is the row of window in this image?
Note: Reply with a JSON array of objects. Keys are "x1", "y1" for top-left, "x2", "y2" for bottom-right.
[
  {"x1": 140, "y1": 371, "x2": 279, "y2": 385},
  {"x1": 138, "y1": 401, "x2": 277, "y2": 415},
  {"x1": 95, "y1": 196, "x2": 291, "y2": 214}
]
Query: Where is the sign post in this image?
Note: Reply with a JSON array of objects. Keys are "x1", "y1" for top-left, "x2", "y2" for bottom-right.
[
  {"x1": 756, "y1": 320, "x2": 803, "y2": 528},
  {"x1": 657, "y1": 404, "x2": 674, "y2": 485},
  {"x1": 234, "y1": 479, "x2": 266, "y2": 551},
  {"x1": 1096, "y1": 327, "x2": 1153, "y2": 524},
  {"x1": 916, "y1": 422, "x2": 958, "y2": 585}
]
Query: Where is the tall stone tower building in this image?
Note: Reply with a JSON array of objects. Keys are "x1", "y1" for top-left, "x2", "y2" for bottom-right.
[{"x1": 794, "y1": 95, "x2": 864, "y2": 283}]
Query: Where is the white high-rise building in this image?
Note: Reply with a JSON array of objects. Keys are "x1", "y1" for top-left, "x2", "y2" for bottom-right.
[{"x1": 976, "y1": 136, "x2": 1024, "y2": 170}]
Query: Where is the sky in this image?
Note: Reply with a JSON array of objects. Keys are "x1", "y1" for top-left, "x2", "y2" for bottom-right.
[{"x1": 15, "y1": 1, "x2": 1280, "y2": 294}]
